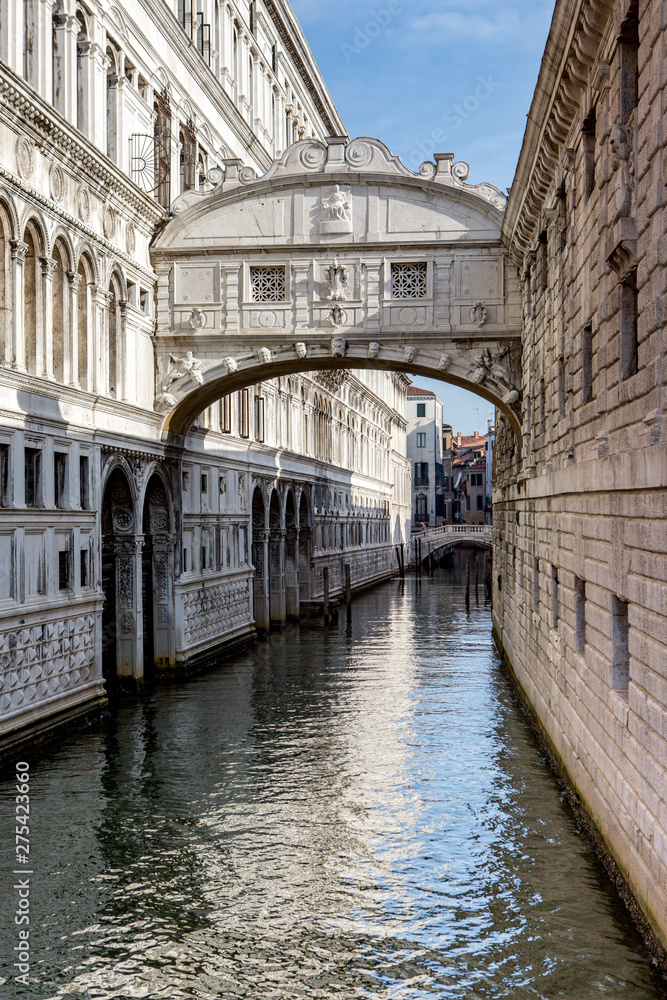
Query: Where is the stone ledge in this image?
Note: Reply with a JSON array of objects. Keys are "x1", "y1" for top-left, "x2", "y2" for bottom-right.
[{"x1": 493, "y1": 620, "x2": 667, "y2": 970}]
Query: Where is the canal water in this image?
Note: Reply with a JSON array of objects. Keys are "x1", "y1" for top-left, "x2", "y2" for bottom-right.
[{"x1": 1, "y1": 561, "x2": 667, "y2": 999}]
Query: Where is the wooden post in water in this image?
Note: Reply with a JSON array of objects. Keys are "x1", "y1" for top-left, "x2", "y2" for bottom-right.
[
  {"x1": 466, "y1": 558, "x2": 470, "y2": 607},
  {"x1": 323, "y1": 567, "x2": 330, "y2": 622},
  {"x1": 345, "y1": 563, "x2": 352, "y2": 605}
]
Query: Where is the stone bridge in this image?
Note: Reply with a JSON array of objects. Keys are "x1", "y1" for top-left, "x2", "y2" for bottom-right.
[
  {"x1": 412, "y1": 524, "x2": 493, "y2": 565},
  {"x1": 151, "y1": 136, "x2": 523, "y2": 442}
]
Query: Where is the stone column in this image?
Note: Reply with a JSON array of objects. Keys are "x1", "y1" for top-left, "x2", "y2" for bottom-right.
[
  {"x1": 106, "y1": 73, "x2": 121, "y2": 163},
  {"x1": 76, "y1": 39, "x2": 93, "y2": 137},
  {"x1": 0, "y1": 0, "x2": 23, "y2": 72},
  {"x1": 90, "y1": 42, "x2": 107, "y2": 152},
  {"x1": 52, "y1": 10, "x2": 68, "y2": 115},
  {"x1": 9, "y1": 241, "x2": 28, "y2": 372},
  {"x1": 36, "y1": 0, "x2": 55, "y2": 99},
  {"x1": 364, "y1": 259, "x2": 382, "y2": 332},
  {"x1": 221, "y1": 263, "x2": 239, "y2": 333},
  {"x1": 252, "y1": 529, "x2": 270, "y2": 630},
  {"x1": 299, "y1": 529, "x2": 312, "y2": 603},
  {"x1": 285, "y1": 528, "x2": 299, "y2": 619},
  {"x1": 40, "y1": 256, "x2": 57, "y2": 381},
  {"x1": 114, "y1": 535, "x2": 143, "y2": 680},
  {"x1": 118, "y1": 298, "x2": 128, "y2": 401},
  {"x1": 67, "y1": 270, "x2": 81, "y2": 387},
  {"x1": 292, "y1": 262, "x2": 310, "y2": 332},
  {"x1": 90, "y1": 285, "x2": 110, "y2": 394},
  {"x1": 269, "y1": 528, "x2": 286, "y2": 624},
  {"x1": 64, "y1": 14, "x2": 79, "y2": 125},
  {"x1": 151, "y1": 534, "x2": 174, "y2": 667}
]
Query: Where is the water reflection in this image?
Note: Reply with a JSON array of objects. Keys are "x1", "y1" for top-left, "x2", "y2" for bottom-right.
[{"x1": 0, "y1": 557, "x2": 665, "y2": 999}]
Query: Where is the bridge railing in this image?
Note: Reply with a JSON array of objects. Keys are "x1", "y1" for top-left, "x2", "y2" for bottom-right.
[{"x1": 413, "y1": 524, "x2": 492, "y2": 540}]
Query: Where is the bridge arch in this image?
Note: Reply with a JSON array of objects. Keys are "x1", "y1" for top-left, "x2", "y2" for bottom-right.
[{"x1": 151, "y1": 136, "x2": 524, "y2": 453}]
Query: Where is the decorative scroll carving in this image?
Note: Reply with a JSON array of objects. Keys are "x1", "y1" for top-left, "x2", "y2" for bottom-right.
[
  {"x1": 188, "y1": 307, "x2": 207, "y2": 330},
  {"x1": 469, "y1": 303, "x2": 487, "y2": 328},
  {"x1": 327, "y1": 305, "x2": 347, "y2": 327}
]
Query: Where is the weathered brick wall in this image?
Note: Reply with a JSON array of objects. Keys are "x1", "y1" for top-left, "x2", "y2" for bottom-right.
[{"x1": 496, "y1": 0, "x2": 667, "y2": 950}]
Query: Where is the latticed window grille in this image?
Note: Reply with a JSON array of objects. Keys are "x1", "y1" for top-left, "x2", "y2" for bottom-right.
[
  {"x1": 251, "y1": 266, "x2": 286, "y2": 302},
  {"x1": 391, "y1": 261, "x2": 427, "y2": 299}
]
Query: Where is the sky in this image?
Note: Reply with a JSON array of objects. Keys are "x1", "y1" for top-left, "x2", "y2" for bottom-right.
[{"x1": 288, "y1": 0, "x2": 555, "y2": 435}]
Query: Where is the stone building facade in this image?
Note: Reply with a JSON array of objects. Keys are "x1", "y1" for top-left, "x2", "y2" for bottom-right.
[
  {"x1": 495, "y1": 0, "x2": 667, "y2": 952},
  {"x1": 0, "y1": 0, "x2": 410, "y2": 745},
  {"x1": 406, "y1": 385, "x2": 444, "y2": 529}
]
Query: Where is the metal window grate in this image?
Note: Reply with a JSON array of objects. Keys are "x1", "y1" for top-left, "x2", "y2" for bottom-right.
[
  {"x1": 251, "y1": 266, "x2": 286, "y2": 302},
  {"x1": 391, "y1": 261, "x2": 427, "y2": 299}
]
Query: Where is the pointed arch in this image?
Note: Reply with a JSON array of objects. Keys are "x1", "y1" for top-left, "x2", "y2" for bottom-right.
[{"x1": 51, "y1": 236, "x2": 71, "y2": 384}]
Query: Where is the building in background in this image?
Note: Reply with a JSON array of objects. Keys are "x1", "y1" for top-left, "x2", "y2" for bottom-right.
[
  {"x1": 485, "y1": 421, "x2": 495, "y2": 524},
  {"x1": 452, "y1": 432, "x2": 487, "y2": 524},
  {"x1": 0, "y1": 0, "x2": 410, "y2": 746},
  {"x1": 441, "y1": 423, "x2": 454, "y2": 524},
  {"x1": 406, "y1": 386, "x2": 445, "y2": 529}
]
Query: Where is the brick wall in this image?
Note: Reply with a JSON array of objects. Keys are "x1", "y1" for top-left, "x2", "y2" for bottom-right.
[{"x1": 496, "y1": 0, "x2": 667, "y2": 950}]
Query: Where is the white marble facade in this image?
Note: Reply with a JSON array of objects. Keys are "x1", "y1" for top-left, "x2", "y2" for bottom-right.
[{"x1": 0, "y1": 0, "x2": 411, "y2": 743}]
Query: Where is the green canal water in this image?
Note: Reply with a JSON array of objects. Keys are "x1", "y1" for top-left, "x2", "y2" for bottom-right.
[{"x1": 1, "y1": 564, "x2": 666, "y2": 998}]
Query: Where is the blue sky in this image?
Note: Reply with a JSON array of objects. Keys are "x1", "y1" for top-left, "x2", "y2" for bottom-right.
[{"x1": 289, "y1": 0, "x2": 554, "y2": 434}]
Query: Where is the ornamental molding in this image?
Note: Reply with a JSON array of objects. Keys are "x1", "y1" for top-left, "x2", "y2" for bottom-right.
[
  {"x1": 169, "y1": 136, "x2": 506, "y2": 220},
  {"x1": 503, "y1": 0, "x2": 615, "y2": 261}
]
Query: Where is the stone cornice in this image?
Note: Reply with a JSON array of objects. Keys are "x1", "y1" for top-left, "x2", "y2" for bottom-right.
[
  {"x1": 502, "y1": 0, "x2": 615, "y2": 262},
  {"x1": 0, "y1": 64, "x2": 164, "y2": 226},
  {"x1": 261, "y1": 0, "x2": 345, "y2": 138}
]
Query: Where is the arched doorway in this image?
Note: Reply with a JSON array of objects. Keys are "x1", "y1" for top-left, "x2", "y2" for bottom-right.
[
  {"x1": 298, "y1": 491, "x2": 311, "y2": 604},
  {"x1": 101, "y1": 467, "x2": 137, "y2": 688},
  {"x1": 285, "y1": 490, "x2": 299, "y2": 620},
  {"x1": 251, "y1": 486, "x2": 269, "y2": 630},
  {"x1": 268, "y1": 489, "x2": 285, "y2": 625},
  {"x1": 141, "y1": 473, "x2": 174, "y2": 680}
]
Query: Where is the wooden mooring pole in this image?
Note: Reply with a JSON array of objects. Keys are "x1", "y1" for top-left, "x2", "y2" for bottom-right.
[
  {"x1": 323, "y1": 567, "x2": 330, "y2": 622},
  {"x1": 345, "y1": 563, "x2": 352, "y2": 604}
]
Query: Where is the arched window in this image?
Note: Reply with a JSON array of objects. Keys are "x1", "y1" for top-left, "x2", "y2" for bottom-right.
[
  {"x1": 179, "y1": 125, "x2": 196, "y2": 193},
  {"x1": 52, "y1": 0, "x2": 66, "y2": 112},
  {"x1": 107, "y1": 273, "x2": 122, "y2": 396},
  {"x1": 197, "y1": 150, "x2": 207, "y2": 189},
  {"x1": 51, "y1": 239, "x2": 69, "y2": 384},
  {"x1": 0, "y1": 203, "x2": 9, "y2": 367},
  {"x1": 153, "y1": 92, "x2": 171, "y2": 209},
  {"x1": 76, "y1": 10, "x2": 90, "y2": 135},
  {"x1": 214, "y1": 1, "x2": 220, "y2": 76},
  {"x1": 106, "y1": 41, "x2": 120, "y2": 163},
  {"x1": 77, "y1": 256, "x2": 92, "y2": 391},
  {"x1": 23, "y1": 0, "x2": 35, "y2": 84},
  {"x1": 23, "y1": 225, "x2": 39, "y2": 376},
  {"x1": 232, "y1": 28, "x2": 239, "y2": 103},
  {"x1": 248, "y1": 56, "x2": 254, "y2": 122}
]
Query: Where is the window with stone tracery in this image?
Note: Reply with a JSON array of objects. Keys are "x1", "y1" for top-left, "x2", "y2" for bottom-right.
[
  {"x1": 391, "y1": 262, "x2": 427, "y2": 299},
  {"x1": 250, "y1": 266, "x2": 286, "y2": 302}
]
